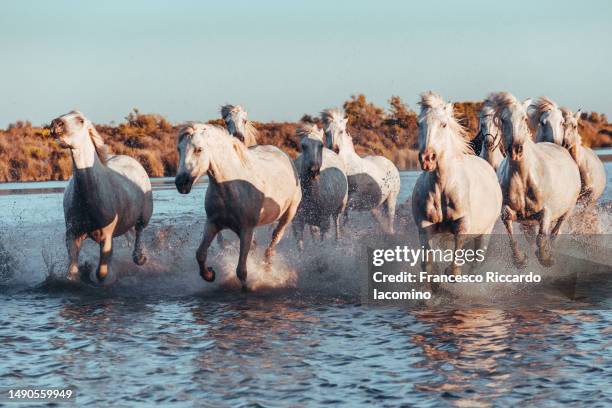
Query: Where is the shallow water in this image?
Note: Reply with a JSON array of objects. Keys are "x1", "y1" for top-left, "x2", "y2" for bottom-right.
[{"x1": 1, "y1": 167, "x2": 611, "y2": 406}]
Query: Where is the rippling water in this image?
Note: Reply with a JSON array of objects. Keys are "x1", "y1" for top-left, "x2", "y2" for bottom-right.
[{"x1": 1, "y1": 167, "x2": 611, "y2": 406}]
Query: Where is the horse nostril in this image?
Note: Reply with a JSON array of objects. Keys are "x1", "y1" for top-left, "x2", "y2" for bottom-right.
[{"x1": 430, "y1": 153, "x2": 436, "y2": 160}]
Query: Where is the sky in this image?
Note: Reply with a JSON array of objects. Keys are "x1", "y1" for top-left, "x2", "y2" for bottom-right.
[{"x1": 0, "y1": 0, "x2": 611, "y2": 127}]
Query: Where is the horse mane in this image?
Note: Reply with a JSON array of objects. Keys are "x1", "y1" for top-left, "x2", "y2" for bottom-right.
[
  {"x1": 419, "y1": 91, "x2": 473, "y2": 155},
  {"x1": 480, "y1": 98, "x2": 495, "y2": 117},
  {"x1": 219, "y1": 104, "x2": 258, "y2": 147},
  {"x1": 179, "y1": 123, "x2": 251, "y2": 168},
  {"x1": 87, "y1": 123, "x2": 109, "y2": 164},
  {"x1": 297, "y1": 123, "x2": 324, "y2": 142},
  {"x1": 528, "y1": 96, "x2": 558, "y2": 129},
  {"x1": 321, "y1": 108, "x2": 345, "y2": 126}
]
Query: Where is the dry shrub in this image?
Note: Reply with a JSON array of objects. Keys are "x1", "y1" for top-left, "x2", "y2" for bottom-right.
[{"x1": 0, "y1": 97, "x2": 610, "y2": 182}]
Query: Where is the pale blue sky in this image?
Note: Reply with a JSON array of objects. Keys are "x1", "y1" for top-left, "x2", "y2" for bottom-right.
[{"x1": 1, "y1": 0, "x2": 610, "y2": 127}]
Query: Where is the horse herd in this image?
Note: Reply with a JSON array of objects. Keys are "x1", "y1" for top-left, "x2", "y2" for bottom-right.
[{"x1": 47, "y1": 91, "x2": 606, "y2": 290}]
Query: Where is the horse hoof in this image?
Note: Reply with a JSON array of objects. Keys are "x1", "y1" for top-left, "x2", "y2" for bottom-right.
[
  {"x1": 536, "y1": 251, "x2": 554, "y2": 267},
  {"x1": 241, "y1": 283, "x2": 249, "y2": 293},
  {"x1": 67, "y1": 272, "x2": 80, "y2": 283},
  {"x1": 201, "y1": 267, "x2": 215, "y2": 282},
  {"x1": 133, "y1": 253, "x2": 147, "y2": 266}
]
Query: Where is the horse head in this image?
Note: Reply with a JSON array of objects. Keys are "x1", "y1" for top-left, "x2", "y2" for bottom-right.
[
  {"x1": 321, "y1": 108, "x2": 349, "y2": 154},
  {"x1": 490, "y1": 92, "x2": 532, "y2": 162},
  {"x1": 298, "y1": 124, "x2": 325, "y2": 179},
  {"x1": 560, "y1": 108, "x2": 582, "y2": 161},
  {"x1": 529, "y1": 96, "x2": 564, "y2": 145},
  {"x1": 418, "y1": 92, "x2": 471, "y2": 172},
  {"x1": 49, "y1": 110, "x2": 108, "y2": 166},
  {"x1": 175, "y1": 123, "x2": 213, "y2": 194}
]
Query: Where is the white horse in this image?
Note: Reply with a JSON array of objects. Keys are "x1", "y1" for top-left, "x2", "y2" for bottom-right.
[
  {"x1": 49, "y1": 111, "x2": 153, "y2": 283},
  {"x1": 529, "y1": 97, "x2": 606, "y2": 203},
  {"x1": 492, "y1": 92, "x2": 581, "y2": 267},
  {"x1": 174, "y1": 123, "x2": 301, "y2": 289},
  {"x1": 411, "y1": 92, "x2": 502, "y2": 276},
  {"x1": 477, "y1": 99, "x2": 505, "y2": 170},
  {"x1": 221, "y1": 104, "x2": 258, "y2": 147},
  {"x1": 322, "y1": 109, "x2": 400, "y2": 233},
  {"x1": 293, "y1": 124, "x2": 348, "y2": 250}
]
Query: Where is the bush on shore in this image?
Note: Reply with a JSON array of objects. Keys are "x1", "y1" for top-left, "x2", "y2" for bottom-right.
[{"x1": 1, "y1": 97, "x2": 610, "y2": 182}]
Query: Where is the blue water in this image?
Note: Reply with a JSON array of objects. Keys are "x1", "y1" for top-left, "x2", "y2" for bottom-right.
[{"x1": 0, "y1": 167, "x2": 611, "y2": 406}]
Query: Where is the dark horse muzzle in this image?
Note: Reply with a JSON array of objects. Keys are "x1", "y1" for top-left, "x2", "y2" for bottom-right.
[
  {"x1": 175, "y1": 173, "x2": 195, "y2": 194},
  {"x1": 418, "y1": 149, "x2": 437, "y2": 172}
]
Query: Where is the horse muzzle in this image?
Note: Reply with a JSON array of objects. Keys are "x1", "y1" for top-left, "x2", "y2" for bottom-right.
[
  {"x1": 175, "y1": 173, "x2": 195, "y2": 194},
  {"x1": 510, "y1": 143, "x2": 524, "y2": 161},
  {"x1": 418, "y1": 150, "x2": 437, "y2": 172}
]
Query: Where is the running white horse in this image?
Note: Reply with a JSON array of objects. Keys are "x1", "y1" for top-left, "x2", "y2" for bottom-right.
[
  {"x1": 221, "y1": 104, "x2": 258, "y2": 147},
  {"x1": 293, "y1": 124, "x2": 348, "y2": 250},
  {"x1": 174, "y1": 123, "x2": 301, "y2": 289},
  {"x1": 49, "y1": 111, "x2": 153, "y2": 283},
  {"x1": 477, "y1": 99, "x2": 505, "y2": 170},
  {"x1": 492, "y1": 92, "x2": 581, "y2": 267},
  {"x1": 529, "y1": 97, "x2": 606, "y2": 203},
  {"x1": 321, "y1": 109, "x2": 400, "y2": 233},
  {"x1": 411, "y1": 92, "x2": 502, "y2": 277}
]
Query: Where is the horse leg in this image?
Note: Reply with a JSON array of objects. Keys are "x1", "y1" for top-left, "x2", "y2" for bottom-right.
[
  {"x1": 292, "y1": 216, "x2": 305, "y2": 252},
  {"x1": 418, "y1": 226, "x2": 437, "y2": 292},
  {"x1": 370, "y1": 207, "x2": 388, "y2": 234},
  {"x1": 333, "y1": 211, "x2": 342, "y2": 241},
  {"x1": 265, "y1": 204, "x2": 299, "y2": 262},
  {"x1": 96, "y1": 235, "x2": 114, "y2": 282},
  {"x1": 535, "y1": 208, "x2": 554, "y2": 267},
  {"x1": 383, "y1": 193, "x2": 398, "y2": 234},
  {"x1": 446, "y1": 217, "x2": 468, "y2": 276},
  {"x1": 132, "y1": 222, "x2": 147, "y2": 266},
  {"x1": 236, "y1": 228, "x2": 254, "y2": 290},
  {"x1": 319, "y1": 217, "x2": 331, "y2": 241},
  {"x1": 502, "y1": 205, "x2": 527, "y2": 268},
  {"x1": 66, "y1": 232, "x2": 85, "y2": 281},
  {"x1": 551, "y1": 209, "x2": 572, "y2": 238},
  {"x1": 196, "y1": 221, "x2": 219, "y2": 282}
]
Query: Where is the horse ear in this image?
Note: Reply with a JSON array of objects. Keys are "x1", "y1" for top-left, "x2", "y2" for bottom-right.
[
  {"x1": 342, "y1": 117, "x2": 348, "y2": 126},
  {"x1": 575, "y1": 109, "x2": 582, "y2": 121},
  {"x1": 522, "y1": 98, "x2": 533, "y2": 111}
]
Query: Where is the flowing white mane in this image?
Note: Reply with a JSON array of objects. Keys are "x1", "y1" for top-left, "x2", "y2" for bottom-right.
[
  {"x1": 220, "y1": 104, "x2": 258, "y2": 146},
  {"x1": 528, "y1": 96, "x2": 559, "y2": 129},
  {"x1": 321, "y1": 108, "x2": 346, "y2": 126},
  {"x1": 419, "y1": 92, "x2": 473, "y2": 155},
  {"x1": 297, "y1": 123, "x2": 324, "y2": 142}
]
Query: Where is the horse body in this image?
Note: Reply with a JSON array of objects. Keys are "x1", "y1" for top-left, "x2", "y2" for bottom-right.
[
  {"x1": 293, "y1": 125, "x2": 348, "y2": 250},
  {"x1": 529, "y1": 98, "x2": 606, "y2": 203},
  {"x1": 175, "y1": 124, "x2": 301, "y2": 289},
  {"x1": 492, "y1": 92, "x2": 580, "y2": 267},
  {"x1": 411, "y1": 92, "x2": 502, "y2": 277},
  {"x1": 322, "y1": 109, "x2": 400, "y2": 233},
  {"x1": 50, "y1": 111, "x2": 152, "y2": 283}
]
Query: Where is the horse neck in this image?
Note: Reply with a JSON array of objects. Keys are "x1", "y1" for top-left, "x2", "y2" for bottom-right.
[
  {"x1": 432, "y1": 150, "x2": 464, "y2": 185},
  {"x1": 207, "y1": 139, "x2": 252, "y2": 184},
  {"x1": 71, "y1": 149, "x2": 113, "y2": 212},
  {"x1": 337, "y1": 134, "x2": 361, "y2": 167}
]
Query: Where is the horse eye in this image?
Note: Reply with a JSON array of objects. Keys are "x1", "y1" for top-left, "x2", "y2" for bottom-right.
[
  {"x1": 77, "y1": 117, "x2": 84, "y2": 124},
  {"x1": 194, "y1": 147, "x2": 202, "y2": 154},
  {"x1": 441, "y1": 123, "x2": 447, "y2": 128}
]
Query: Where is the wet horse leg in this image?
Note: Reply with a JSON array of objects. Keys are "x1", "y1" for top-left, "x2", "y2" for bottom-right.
[
  {"x1": 502, "y1": 205, "x2": 527, "y2": 268},
  {"x1": 196, "y1": 221, "x2": 220, "y2": 282},
  {"x1": 333, "y1": 211, "x2": 342, "y2": 240},
  {"x1": 418, "y1": 225, "x2": 437, "y2": 292},
  {"x1": 535, "y1": 207, "x2": 554, "y2": 267},
  {"x1": 236, "y1": 228, "x2": 254, "y2": 290},
  {"x1": 383, "y1": 193, "x2": 398, "y2": 234},
  {"x1": 66, "y1": 232, "x2": 85, "y2": 281},
  {"x1": 265, "y1": 203, "x2": 299, "y2": 262},
  {"x1": 447, "y1": 217, "x2": 468, "y2": 276},
  {"x1": 132, "y1": 222, "x2": 147, "y2": 266},
  {"x1": 292, "y1": 215, "x2": 305, "y2": 252}
]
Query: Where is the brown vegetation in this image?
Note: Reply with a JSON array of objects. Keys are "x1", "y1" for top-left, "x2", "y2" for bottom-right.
[{"x1": 1, "y1": 96, "x2": 610, "y2": 182}]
